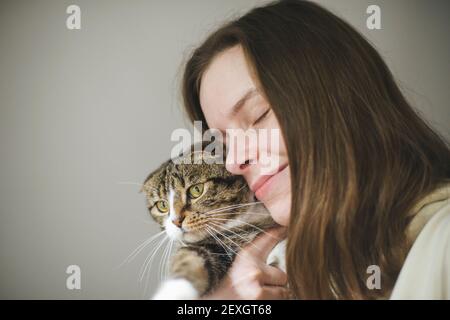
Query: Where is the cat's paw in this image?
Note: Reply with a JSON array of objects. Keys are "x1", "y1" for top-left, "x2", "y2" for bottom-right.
[{"x1": 152, "y1": 278, "x2": 199, "y2": 300}]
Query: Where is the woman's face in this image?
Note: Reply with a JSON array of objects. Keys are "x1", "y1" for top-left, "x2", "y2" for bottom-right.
[{"x1": 199, "y1": 45, "x2": 291, "y2": 226}]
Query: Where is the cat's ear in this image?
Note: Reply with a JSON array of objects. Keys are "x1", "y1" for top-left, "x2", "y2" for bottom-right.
[
  {"x1": 139, "y1": 181, "x2": 150, "y2": 194},
  {"x1": 141, "y1": 159, "x2": 171, "y2": 193},
  {"x1": 140, "y1": 174, "x2": 152, "y2": 194}
]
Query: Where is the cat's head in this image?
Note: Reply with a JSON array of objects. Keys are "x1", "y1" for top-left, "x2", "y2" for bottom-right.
[{"x1": 141, "y1": 144, "x2": 271, "y2": 243}]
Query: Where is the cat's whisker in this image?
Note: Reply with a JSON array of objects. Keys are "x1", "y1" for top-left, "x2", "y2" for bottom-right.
[
  {"x1": 204, "y1": 227, "x2": 229, "y2": 258},
  {"x1": 159, "y1": 238, "x2": 172, "y2": 283},
  {"x1": 142, "y1": 235, "x2": 170, "y2": 299},
  {"x1": 204, "y1": 226, "x2": 236, "y2": 259},
  {"x1": 115, "y1": 230, "x2": 165, "y2": 270},
  {"x1": 206, "y1": 201, "x2": 262, "y2": 213},
  {"x1": 157, "y1": 240, "x2": 167, "y2": 283},
  {"x1": 208, "y1": 221, "x2": 263, "y2": 252},
  {"x1": 206, "y1": 225, "x2": 260, "y2": 264},
  {"x1": 207, "y1": 224, "x2": 245, "y2": 254},
  {"x1": 204, "y1": 201, "x2": 263, "y2": 215},
  {"x1": 208, "y1": 225, "x2": 255, "y2": 258},
  {"x1": 164, "y1": 240, "x2": 175, "y2": 280},
  {"x1": 207, "y1": 224, "x2": 274, "y2": 266},
  {"x1": 139, "y1": 234, "x2": 168, "y2": 282},
  {"x1": 206, "y1": 211, "x2": 269, "y2": 217},
  {"x1": 163, "y1": 239, "x2": 175, "y2": 281},
  {"x1": 204, "y1": 226, "x2": 228, "y2": 253},
  {"x1": 207, "y1": 218, "x2": 282, "y2": 240},
  {"x1": 143, "y1": 235, "x2": 173, "y2": 297}
]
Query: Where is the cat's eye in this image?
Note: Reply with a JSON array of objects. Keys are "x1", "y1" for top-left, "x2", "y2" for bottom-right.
[
  {"x1": 188, "y1": 183, "x2": 204, "y2": 199},
  {"x1": 155, "y1": 200, "x2": 169, "y2": 213}
]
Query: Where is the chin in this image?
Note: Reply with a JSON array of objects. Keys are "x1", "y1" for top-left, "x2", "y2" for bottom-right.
[{"x1": 265, "y1": 199, "x2": 290, "y2": 227}]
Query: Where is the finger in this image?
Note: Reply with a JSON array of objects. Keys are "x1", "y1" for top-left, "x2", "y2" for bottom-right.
[
  {"x1": 243, "y1": 227, "x2": 287, "y2": 259},
  {"x1": 259, "y1": 285, "x2": 291, "y2": 300},
  {"x1": 261, "y1": 264, "x2": 288, "y2": 286}
]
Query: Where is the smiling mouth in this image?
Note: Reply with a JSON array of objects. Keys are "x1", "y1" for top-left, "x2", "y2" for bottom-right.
[
  {"x1": 251, "y1": 164, "x2": 288, "y2": 193},
  {"x1": 251, "y1": 164, "x2": 288, "y2": 199}
]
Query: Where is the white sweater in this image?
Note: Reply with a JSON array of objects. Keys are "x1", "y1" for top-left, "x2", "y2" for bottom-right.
[{"x1": 390, "y1": 182, "x2": 450, "y2": 299}]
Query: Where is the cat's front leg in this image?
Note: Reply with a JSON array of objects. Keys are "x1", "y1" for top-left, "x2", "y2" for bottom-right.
[{"x1": 152, "y1": 246, "x2": 211, "y2": 300}]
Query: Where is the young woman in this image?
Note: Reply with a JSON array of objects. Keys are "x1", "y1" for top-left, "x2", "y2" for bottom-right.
[{"x1": 180, "y1": 0, "x2": 450, "y2": 299}]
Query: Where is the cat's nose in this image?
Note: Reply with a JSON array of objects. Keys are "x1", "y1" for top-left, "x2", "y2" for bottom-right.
[{"x1": 172, "y1": 216, "x2": 185, "y2": 228}]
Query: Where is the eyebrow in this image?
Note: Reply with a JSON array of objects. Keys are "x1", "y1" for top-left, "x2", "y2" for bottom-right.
[{"x1": 227, "y1": 88, "x2": 259, "y2": 118}]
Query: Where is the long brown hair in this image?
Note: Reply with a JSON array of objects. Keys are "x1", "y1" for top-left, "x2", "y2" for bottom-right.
[{"x1": 180, "y1": 0, "x2": 450, "y2": 299}]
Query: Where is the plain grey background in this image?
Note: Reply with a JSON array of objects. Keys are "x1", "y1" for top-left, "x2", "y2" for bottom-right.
[{"x1": 0, "y1": 0, "x2": 449, "y2": 299}]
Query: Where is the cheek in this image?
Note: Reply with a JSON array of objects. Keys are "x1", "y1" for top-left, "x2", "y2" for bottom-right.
[
  {"x1": 259, "y1": 115, "x2": 288, "y2": 164},
  {"x1": 262, "y1": 169, "x2": 291, "y2": 226},
  {"x1": 265, "y1": 196, "x2": 291, "y2": 226}
]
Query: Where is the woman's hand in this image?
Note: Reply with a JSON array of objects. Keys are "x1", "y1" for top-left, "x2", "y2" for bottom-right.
[{"x1": 202, "y1": 227, "x2": 290, "y2": 300}]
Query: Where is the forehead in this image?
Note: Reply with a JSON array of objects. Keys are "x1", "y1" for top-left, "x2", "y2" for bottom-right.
[{"x1": 199, "y1": 45, "x2": 256, "y2": 130}]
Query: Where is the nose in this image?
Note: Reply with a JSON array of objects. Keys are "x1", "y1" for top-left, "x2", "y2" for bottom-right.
[
  {"x1": 225, "y1": 143, "x2": 257, "y2": 175},
  {"x1": 226, "y1": 159, "x2": 252, "y2": 175},
  {"x1": 172, "y1": 215, "x2": 185, "y2": 228}
]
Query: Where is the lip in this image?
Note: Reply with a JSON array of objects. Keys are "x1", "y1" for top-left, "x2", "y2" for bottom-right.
[{"x1": 251, "y1": 164, "x2": 288, "y2": 200}]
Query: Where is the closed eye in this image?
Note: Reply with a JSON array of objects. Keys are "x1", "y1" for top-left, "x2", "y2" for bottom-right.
[{"x1": 253, "y1": 108, "x2": 271, "y2": 125}]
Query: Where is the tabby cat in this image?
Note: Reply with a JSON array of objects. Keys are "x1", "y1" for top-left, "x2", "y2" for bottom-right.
[{"x1": 141, "y1": 143, "x2": 286, "y2": 299}]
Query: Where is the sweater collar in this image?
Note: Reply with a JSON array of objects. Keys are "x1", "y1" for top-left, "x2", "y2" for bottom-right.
[{"x1": 407, "y1": 180, "x2": 450, "y2": 241}]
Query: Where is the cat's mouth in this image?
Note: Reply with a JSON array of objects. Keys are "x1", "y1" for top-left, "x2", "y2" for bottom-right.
[
  {"x1": 165, "y1": 217, "x2": 212, "y2": 243},
  {"x1": 180, "y1": 227, "x2": 211, "y2": 243},
  {"x1": 174, "y1": 220, "x2": 234, "y2": 244}
]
